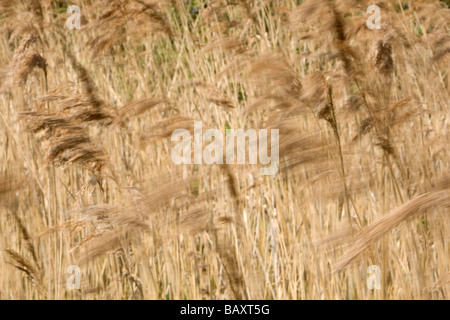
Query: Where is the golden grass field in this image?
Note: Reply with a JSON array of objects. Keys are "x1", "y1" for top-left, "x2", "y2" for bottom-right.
[{"x1": 0, "y1": 0, "x2": 449, "y2": 300}]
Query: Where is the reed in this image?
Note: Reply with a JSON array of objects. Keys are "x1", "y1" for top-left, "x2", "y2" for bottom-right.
[{"x1": 0, "y1": 0, "x2": 448, "y2": 300}]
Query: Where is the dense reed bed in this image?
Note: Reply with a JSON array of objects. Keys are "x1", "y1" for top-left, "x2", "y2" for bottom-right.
[{"x1": 0, "y1": 0, "x2": 449, "y2": 299}]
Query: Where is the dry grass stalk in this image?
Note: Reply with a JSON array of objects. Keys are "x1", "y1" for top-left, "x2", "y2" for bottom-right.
[{"x1": 335, "y1": 177, "x2": 450, "y2": 271}]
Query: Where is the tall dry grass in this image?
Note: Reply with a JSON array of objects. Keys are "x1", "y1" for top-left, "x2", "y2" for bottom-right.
[{"x1": 0, "y1": 0, "x2": 449, "y2": 299}]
